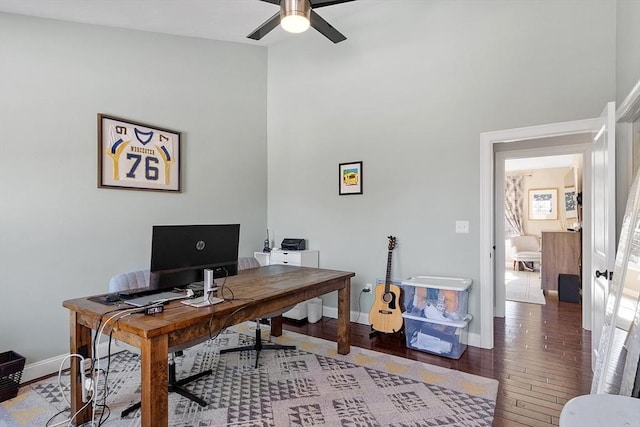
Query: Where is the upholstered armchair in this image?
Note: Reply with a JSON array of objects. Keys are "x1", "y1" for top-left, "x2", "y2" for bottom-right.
[{"x1": 507, "y1": 235, "x2": 541, "y2": 271}]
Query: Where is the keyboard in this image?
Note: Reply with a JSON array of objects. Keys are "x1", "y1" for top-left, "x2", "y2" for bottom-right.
[
  {"x1": 181, "y1": 296, "x2": 224, "y2": 308},
  {"x1": 123, "y1": 290, "x2": 190, "y2": 307}
]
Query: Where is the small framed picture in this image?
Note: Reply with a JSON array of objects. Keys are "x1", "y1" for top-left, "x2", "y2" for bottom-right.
[
  {"x1": 564, "y1": 187, "x2": 577, "y2": 218},
  {"x1": 98, "y1": 114, "x2": 181, "y2": 192},
  {"x1": 339, "y1": 161, "x2": 363, "y2": 195},
  {"x1": 528, "y1": 188, "x2": 558, "y2": 220}
]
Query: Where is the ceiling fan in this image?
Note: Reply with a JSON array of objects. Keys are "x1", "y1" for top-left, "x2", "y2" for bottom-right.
[{"x1": 247, "y1": 0, "x2": 356, "y2": 44}]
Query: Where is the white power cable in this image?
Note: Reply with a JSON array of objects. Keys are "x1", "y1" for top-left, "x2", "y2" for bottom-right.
[
  {"x1": 47, "y1": 377, "x2": 92, "y2": 427},
  {"x1": 47, "y1": 353, "x2": 86, "y2": 427},
  {"x1": 91, "y1": 306, "x2": 145, "y2": 423},
  {"x1": 52, "y1": 303, "x2": 163, "y2": 426},
  {"x1": 51, "y1": 306, "x2": 147, "y2": 427}
]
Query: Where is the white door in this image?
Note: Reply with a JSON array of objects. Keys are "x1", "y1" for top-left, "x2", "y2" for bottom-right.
[{"x1": 591, "y1": 101, "x2": 616, "y2": 368}]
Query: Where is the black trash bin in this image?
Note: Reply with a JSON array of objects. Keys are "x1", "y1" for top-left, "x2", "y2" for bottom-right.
[{"x1": 0, "y1": 351, "x2": 25, "y2": 402}]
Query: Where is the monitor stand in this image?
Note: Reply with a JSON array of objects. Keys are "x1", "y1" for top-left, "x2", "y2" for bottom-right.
[{"x1": 181, "y1": 289, "x2": 221, "y2": 307}]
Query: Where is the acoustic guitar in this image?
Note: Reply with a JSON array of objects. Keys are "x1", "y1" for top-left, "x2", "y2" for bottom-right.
[{"x1": 369, "y1": 236, "x2": 403, "y2": 334}]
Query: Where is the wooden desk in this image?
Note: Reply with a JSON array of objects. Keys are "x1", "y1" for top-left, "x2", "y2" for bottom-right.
[{"x1": 63, "y1": 265, "x2": 354, "y2": 427}]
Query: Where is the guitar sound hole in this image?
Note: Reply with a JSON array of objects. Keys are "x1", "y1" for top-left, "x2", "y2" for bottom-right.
[{"x1": 385, "y1": 292, "x2": 398, "y2": 309}]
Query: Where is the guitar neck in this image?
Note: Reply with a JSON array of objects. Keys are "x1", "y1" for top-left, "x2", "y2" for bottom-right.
[{"x1": 384, "y1": 250, "x2": 393, "y2": 292}]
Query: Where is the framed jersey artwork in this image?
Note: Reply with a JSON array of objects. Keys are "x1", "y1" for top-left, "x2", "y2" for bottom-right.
[{"x1": 98, "y1": 114, "x2": 182, "y2": 192}]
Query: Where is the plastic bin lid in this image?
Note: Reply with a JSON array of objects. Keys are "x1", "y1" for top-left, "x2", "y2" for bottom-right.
[
  {"x1": 400, "y1": 275, "x2": 472, "y2": 291},
  {"x1": 402, "y1": 312, "x2": 472, "y2": 328}
]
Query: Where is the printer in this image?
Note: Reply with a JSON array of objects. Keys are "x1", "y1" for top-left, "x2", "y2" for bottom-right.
[{"x1": 281, "y1": 238, "x2": 306, "y2": 251}]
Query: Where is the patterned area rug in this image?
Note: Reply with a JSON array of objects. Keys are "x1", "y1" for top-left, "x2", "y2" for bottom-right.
[{"x1": 0, "y1": 324, "x2": 498, "y2": 426}]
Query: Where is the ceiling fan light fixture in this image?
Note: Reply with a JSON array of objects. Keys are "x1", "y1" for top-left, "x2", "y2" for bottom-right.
[{"x1": 280, "y1": 0, "x2": 311, "y2": 34}]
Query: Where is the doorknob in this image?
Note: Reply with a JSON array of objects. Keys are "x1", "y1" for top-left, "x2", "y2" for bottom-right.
[{"x1": 595, "y1": 270, "x2": 612, "y2": 280}]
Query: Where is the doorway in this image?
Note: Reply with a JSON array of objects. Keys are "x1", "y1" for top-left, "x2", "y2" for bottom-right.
[
  {"x1": 478, "y1": 115, "x2": 607, "y2": 350},
  {"x1": 498, "y1": 151, "x2": 585, "y2": 315}
]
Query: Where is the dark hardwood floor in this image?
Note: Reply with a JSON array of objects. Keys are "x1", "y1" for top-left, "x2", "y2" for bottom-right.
[{"x1": 282, "y1": 292, "x2": 591, "y2": 427}]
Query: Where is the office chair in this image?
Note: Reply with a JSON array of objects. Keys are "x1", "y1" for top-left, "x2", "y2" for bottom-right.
[
  {"x1": 108, "y1": 269, "x2": 212, "y2": 417},
  {"x1": 219, "y1": 257, "x2": 296, "y2": 368}
]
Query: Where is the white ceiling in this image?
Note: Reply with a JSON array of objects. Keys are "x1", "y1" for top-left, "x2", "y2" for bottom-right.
[
  {"x1": 505, "y1": 154, "x2": 577, "y2": 172},
  {"x1": 0, "y1": 0, "x2": 366, "y2": 46}
]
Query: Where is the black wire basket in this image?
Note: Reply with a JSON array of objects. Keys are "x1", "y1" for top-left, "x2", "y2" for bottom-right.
[{"x1": 0, "y1": 351, "x2": 25, "y2": 402}]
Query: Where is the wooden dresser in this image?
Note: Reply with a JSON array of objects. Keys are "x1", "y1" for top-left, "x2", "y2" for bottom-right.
[{"x1": 541, "y1": 231, "x2": 581, "y2": 291}]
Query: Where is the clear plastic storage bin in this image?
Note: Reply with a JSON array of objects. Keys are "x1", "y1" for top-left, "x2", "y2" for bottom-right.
[
  {"x1": 403, "y1": 313, "x2": 472, "y2": 359},
  {"x1": 400, "y1": 275, "x2": 472, "y2": 322}
]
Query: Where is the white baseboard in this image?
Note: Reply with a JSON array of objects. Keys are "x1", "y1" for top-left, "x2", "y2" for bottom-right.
[
  {"x1": 22, "y1": 307, "x2": 369, "y2": 382},
  {"x1": 467, "y1": 332, "x2": 482, "y2": 348},
  {"x1": 320, "y1": 306, "x2": 370, "y2": 326},
  {"x1": 22, "y1": 341, "x2": 133, "y2": 384},
  {"x1": 23, "y1": 307, "x2": 482, "y2": 383},
  {"x1": 22, "y1": 355, "x2": 67, "y2": 384}
]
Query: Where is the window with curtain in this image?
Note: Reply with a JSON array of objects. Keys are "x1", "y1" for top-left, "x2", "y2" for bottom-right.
[{"x1": 505, "y1": 175, "x2": 525, "y2": 237}]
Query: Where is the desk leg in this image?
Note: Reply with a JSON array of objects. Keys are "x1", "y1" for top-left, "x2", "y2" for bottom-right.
[
  {"x1": 140, "y1": 335, "x2": 169, "y2": 427},
  {"x1": 69, "y1": 311, "x2": 92, "y2": 426},
  {"x1": 337, "y1": 277, "x2": 351, "y2": 354},
  {"x1": 271, "y1": 315, "x2": 283, "y2": 337}
]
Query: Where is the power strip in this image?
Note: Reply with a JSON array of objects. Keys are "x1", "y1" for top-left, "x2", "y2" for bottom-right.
[
  {"x1": 145, "y1": 305, "x2": 164, "y2": 315},
  {"x1": 80, "y1": 358, "x2": 94, "y2": 403}
]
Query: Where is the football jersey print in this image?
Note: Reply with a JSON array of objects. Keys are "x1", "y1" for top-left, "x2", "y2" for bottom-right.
[{"x1": 105, "y1": 123, "x2": 176, "y2": 186}]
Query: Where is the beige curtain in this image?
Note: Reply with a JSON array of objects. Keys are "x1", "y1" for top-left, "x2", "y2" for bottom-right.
[{"x1": 505, "y1": 175, "x2": 525, "y2": 236}]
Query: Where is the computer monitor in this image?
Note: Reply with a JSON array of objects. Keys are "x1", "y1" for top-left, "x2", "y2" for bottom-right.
[{"x1": 149, "y1": 224, "x2": 240, "y2": 290}]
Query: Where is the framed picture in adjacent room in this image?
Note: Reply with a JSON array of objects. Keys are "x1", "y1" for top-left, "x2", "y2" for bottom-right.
[
  {"x1": 339, "y1": 161, "x2": 363, "y2": 195},
  {"x1": 564, "y1": 186, "x2": 577, "y2": 218},
  {"x1": 529, "y1": 188, "x2": 558, "y2": 220},
  {"x1": 98, "y1": 114, "x2": 182, "y2": 192}
]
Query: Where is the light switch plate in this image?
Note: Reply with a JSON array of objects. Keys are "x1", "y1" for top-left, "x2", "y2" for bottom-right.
[{"x1": 456, "y1": 220, "x2": 470, "y2": 234}]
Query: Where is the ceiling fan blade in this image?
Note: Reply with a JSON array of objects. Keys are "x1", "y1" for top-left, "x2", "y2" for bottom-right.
[
  {"x1": 310, "y1": 0, "x2": 356, "y2": 8},
  {"x1": 309, "y1": 10, "x2": 347, "y2": 43},
  {"x1": 247, "y1": 12, "x2": 280, "y2": 40},
  {"x1": 258, "y1": 0, "x2": 281, "y2": 4}
]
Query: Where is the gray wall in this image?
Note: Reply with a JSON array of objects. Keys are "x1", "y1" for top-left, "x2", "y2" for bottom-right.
[
  {"x1": 616, "y1": 0, "x2": 640, "y2": 104},
  {"x1": 0, "y1": 14, "x2": 268, "y2": 362},
  {"x1": 2, "y1": 0, "x2": 635, "y2": 365},
  {"x1": 266, "y1": 0, "x2": 617, "y2": 337}
]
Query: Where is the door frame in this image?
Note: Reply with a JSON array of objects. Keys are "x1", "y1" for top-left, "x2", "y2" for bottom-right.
[
  {"x1": 479, "y1": 118, "x2": 600, "y2": 349},
  {"x1": 616, "y1": 79, "x2": 640, "y2": 228},
  {"x1": 494, "y1": 145, "x2": 591, "y2": 319}
]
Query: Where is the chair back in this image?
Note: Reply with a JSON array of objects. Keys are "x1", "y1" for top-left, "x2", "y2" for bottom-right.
[
  {"x1": 108, "y1": 269, "x2": 150, "y2": 293},
  {"x1": 238, "y1": 257, "x2": 261, "y2": 271},
  {"x1": 508, "y1": 235, "x2": 540, "y2": 254},
  {"x1": 507, "y1": 235, "x2": 541, "y2": 271},
  {"x1": 237, "y1": 257, "x2": 294, "y2": 318},
  {"x1": 110, "y1": 259, "x2": 259, "y2": 293}
]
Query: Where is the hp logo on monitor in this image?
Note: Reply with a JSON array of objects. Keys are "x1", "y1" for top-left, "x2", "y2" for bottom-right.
[{"x1": 195, "y1": 240, "x2": 206, "y2": 251}]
